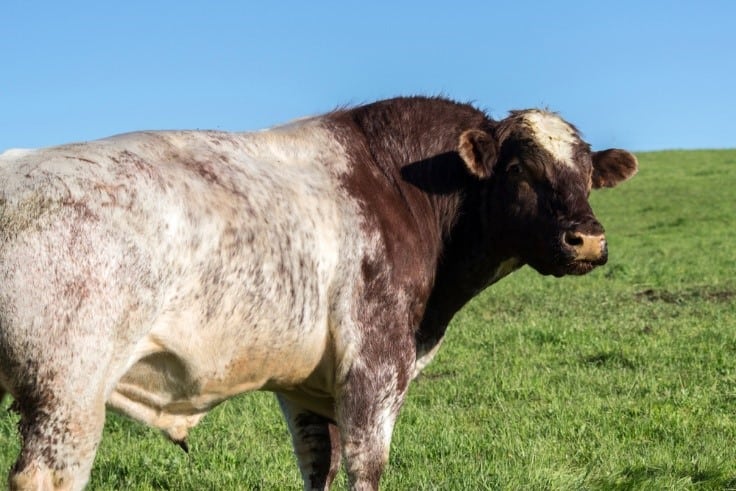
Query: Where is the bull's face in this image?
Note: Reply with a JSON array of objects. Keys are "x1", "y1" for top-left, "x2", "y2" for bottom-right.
[{"x1": 458, "y1": 110, "x2": 638, "y2": 277}]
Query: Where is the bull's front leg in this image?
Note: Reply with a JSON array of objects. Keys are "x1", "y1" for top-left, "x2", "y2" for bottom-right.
[
  {"x1": 277, "y1": 395, "x2": 342, "y2": 491},
  {"x1": 335, "y1": 332, "x2": 414, "y2": 491}
]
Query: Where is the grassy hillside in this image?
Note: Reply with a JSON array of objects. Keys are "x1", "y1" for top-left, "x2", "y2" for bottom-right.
[{"x1": 0, "y1": 149, "x2": 734, "y2": 489}]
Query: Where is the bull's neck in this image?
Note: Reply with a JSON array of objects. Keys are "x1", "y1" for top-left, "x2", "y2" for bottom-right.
[
  {"x1": 325, "y1": 98, "x2": 516, "y2": 351},
  {"x1": 417, "y1": 182, "x2": 519, "y2": 348}
]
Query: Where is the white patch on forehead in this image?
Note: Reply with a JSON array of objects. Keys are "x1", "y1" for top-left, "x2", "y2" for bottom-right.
[{"x1": 522, "y1": 111, "x2": 577, "y2": 168}]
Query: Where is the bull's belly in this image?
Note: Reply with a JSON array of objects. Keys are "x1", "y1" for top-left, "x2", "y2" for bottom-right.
[{"x1": 107, "y1": 313, "x2": 335, "y2": 442}]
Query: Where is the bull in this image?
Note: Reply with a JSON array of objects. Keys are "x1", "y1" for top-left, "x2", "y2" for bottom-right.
[{"x1": 0, "y1": 97, "x2": 637, "y2": 490}]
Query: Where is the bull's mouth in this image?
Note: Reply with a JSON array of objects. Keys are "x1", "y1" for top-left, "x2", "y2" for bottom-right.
[
  {"x1": 527, "y1": 244, "x2": 608, "y2": 277},
  {"x1": 557, "y1": 253, "x2": 608, "y2": 276},
  {"x1": 535, "y1": 256, "x2": 607, "y2": 277},
  {"x1": 564, "y1": 259, "x2": 599, "y2": 276}
]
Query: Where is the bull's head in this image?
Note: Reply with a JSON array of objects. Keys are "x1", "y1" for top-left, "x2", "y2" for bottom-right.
[{"x1": 458, "y1": 110, "x2": 637, "y2": 277}]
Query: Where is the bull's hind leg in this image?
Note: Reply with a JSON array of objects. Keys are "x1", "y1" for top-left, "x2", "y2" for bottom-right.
[
  {"x1": 2, "y1": 330, "x2": 113, "y2": 490},
  {"x1": 2, "y1": 333, "x2": 113, "y2": 490},
  {"x1": 9, "y1": 383, "x2": 107, "y2": 491},
  {"x1": 277, "y1": 395, "x2": 341, "y2": 491}
]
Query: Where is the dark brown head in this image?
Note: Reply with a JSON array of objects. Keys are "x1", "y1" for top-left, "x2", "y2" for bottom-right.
[{"x1": 458, "y1": 109, "x2": 638, "y2": 277}]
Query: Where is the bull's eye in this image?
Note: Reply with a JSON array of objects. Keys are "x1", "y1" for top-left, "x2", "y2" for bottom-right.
[{"x1": 507, "y1": 162, "x2": 523, "y2": 177}]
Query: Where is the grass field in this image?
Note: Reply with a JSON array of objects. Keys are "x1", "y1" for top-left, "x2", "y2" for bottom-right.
[{"x1": 0, "y1": 149, "x2": 734, "y2": 489}]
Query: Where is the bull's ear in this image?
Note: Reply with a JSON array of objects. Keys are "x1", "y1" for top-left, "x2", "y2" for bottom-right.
[
  {"x1": 458, "y1": 129, "x2": 498, "y2": 179},
  {"x1": 591, "y1": 149, "x2": 638, "y2": 188}
]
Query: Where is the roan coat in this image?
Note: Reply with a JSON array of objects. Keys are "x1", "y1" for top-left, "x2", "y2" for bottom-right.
[{"x1": 0, "y1": 97, "x2": 637, "y2": 490}]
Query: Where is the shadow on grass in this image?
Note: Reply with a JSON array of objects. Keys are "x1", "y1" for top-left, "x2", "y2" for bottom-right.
[
  {"x1": 581, "y1": 351, "x2": 638, "y2": 369},
  {"x1": 684, "y1": 469, "x2": 736, "y2": 489},
  {"x1": 588, "y1": 465, "x2": 736, "y2": 490},
  {"x1": 634, "y1": 287, "x2": 735, "y2": 304}
]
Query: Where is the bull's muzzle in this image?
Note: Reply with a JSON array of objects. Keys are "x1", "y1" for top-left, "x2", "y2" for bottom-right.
[{"x1": 562, "y1": 230, "x2": 608, "y2": 264}]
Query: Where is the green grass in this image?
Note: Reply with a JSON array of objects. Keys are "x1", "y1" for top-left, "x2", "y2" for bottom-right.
[{"x1": 1, "y1": 149, "x2": 735, "y2": 489}]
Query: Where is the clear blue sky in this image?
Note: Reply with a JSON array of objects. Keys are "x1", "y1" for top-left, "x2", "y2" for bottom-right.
[{"x1": 1, "y1": 1, "x2": 734, "y2": 152}]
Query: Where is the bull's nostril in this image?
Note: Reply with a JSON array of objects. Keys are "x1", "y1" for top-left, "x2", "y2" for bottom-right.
[{"x1": 564, "y1": 231, "x2": 583, "y2": 247}]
